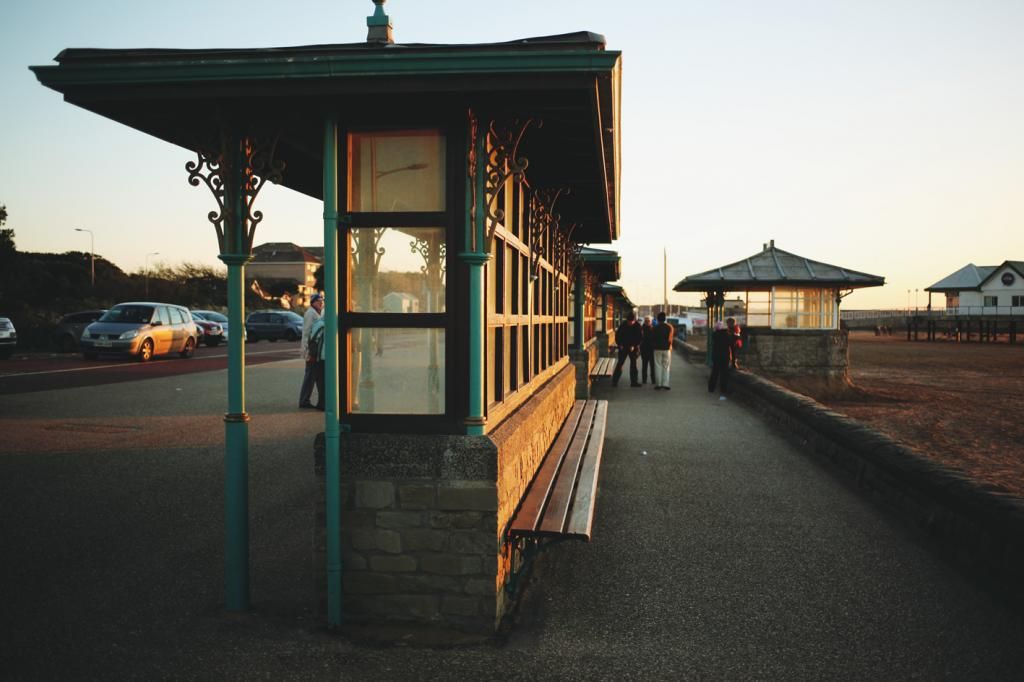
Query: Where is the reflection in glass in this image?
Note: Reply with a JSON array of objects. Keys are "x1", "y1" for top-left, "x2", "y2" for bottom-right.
[
  {"x1": 350, "y1": 227, "x2": 446, "y2": 314},
  {"x1": 350, "y1": 328, "x2": 445, "y2": 414},
  {"x1": 349, "y1": 131, "x2": 445, "y2": 212}
]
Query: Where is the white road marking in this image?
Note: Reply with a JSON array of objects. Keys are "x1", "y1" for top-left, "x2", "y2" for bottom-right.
[{"x1": 0, "y1": 349, "x2": 297, "y2": 379}]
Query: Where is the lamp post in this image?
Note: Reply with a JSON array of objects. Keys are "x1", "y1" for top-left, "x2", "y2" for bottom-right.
[
  {"x1": 907, "y1": 289, "x2": 910, "y2": 314},
  {"x1": 75, "y1": 228, "x2": 94, "y2": 287},
  {"x1": 915, "y1": 288, "x2": 919, "y2": 314},
  {"x1": 145, "y1": 252, "x2": 160, "y2": 298}
]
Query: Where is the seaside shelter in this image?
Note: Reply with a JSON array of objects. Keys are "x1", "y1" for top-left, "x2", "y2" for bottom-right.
[
  {"x1": 674, "y1": 241, "x2": 884, "y2": 383},
  {"x1": 32, "y1": 2, "x2": 622, "y2": 633},
  {"x1": 570, "y1": 247, "x2": 621, "y2": 395}
]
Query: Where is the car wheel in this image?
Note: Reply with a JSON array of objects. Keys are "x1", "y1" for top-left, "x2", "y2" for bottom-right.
[
  {"x1": 138, "y1": 339, "x2": 154, "y2": 362},
  {"x1": 284, "y1": 329, "x2": 298, "y2": 342},
  {"x1": 179, "y1": 337, "x2": 196, "y2": 358},
  {"x1": 59, "y1": 334, "x2": 77, "y2": 353}
]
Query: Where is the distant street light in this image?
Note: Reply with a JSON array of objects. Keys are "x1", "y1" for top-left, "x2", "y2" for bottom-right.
[
  {"x1": 907, "y1": 289, "x2": 911, "y2": 313},
  {"x1": 145, "y1": 251, "x2": 160, "y2": 298},
  {"x1": 74, "y1": 228, "x2": 95, "y2": 287},
  {"x1": 915, "y1": 288, "x2": 919, "y2": 313}
]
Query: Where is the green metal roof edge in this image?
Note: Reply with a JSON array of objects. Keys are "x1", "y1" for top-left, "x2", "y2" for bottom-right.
[{"x1": 31, "y1": 49, "x2": 622, "y2": 87}]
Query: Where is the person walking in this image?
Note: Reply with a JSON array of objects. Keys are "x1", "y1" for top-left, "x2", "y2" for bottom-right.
[
  {"x1": 651, "y1": 311, "x2": 674, "y2": 390},
  {"x1": 612, "y1": 312, "x2": 643, "y2": 387},
  {"x1": 307, "y1": 315, "x2": 326, "y2": 410},
  {"x1": 708, "y1": 318, "x2": 739, "y2": 400},
  {"x1": 298, "y1": 292, "x2": 324, "y2": 409},
  {"x1": 639, "y1": 316, "x2": 655, "y2": 384}
]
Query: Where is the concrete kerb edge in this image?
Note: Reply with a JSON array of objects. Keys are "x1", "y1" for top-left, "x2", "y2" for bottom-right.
[{"x1": 676, "y1": 343, "x2": 1024, "y2": 610}]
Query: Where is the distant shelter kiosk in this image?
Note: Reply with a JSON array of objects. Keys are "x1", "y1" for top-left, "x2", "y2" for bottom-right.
[
  {"x1": 570, "y1": 247, "x2": 621, "y2": 396},
  {"x1": 33, "y1": 4, "x2": 622, "y2": 634},
  {"x1": 674, "y1": 241, "x2": 884, "y2": 385},
  {"x1": 599, "y1": 282, "x2": 635, "y2": 348}
]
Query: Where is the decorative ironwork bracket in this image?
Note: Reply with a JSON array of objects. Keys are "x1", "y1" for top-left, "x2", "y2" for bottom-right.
[
  {"x1": 529, "y1": 187, "x2": 567, "y2": 282},
  {"x1": 186, "y1": 126, "x2": 285, "y2": 257},
  {"x1": 483, "y1": 118, "x2": 533, "y2": 253}
]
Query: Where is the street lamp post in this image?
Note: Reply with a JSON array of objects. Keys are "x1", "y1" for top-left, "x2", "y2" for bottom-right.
[
  {"x1": 75, "y1": 228, "x2": 94, "y2": 287},
  {"x1": 145, "y1": 252, "x2": 160, "y2": 298}
]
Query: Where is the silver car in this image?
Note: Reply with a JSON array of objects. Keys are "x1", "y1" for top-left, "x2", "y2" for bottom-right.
[
  {"x1": 80, "y1": 302, "x2": 199, "y2": 362},
  {"x1": 0, "y1": 317, "x2": 16, "y2": 359}
]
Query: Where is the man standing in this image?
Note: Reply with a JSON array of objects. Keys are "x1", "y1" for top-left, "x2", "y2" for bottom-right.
[
  {"x1": 651, "y1": 311, "x2": 674, "y2": 390},
  {"x1": 298, "y1": 292, "x2": 324, "y2": 409},
  {"x1": 708, "y1": 318, "x2": 740, "y2": 400},
  {"x1": 612, "y1": 312, "x2": 643, "y2": 387}
]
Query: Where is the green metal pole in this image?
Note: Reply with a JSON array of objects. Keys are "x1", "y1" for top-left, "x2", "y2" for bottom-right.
[
  {"x1": 573, "y1": 269, "x2": 585, "y2": 350},
  {"x1": 220, "y1": 252, "x2": 250, "y2": 611},
  {"x1": 461, "y1": 116, "x2": 488, "y2": 436},
  {"x1": 323, "y1": 117, "x2": 343, "y2": 628},
  {"x1": 461, "y1": 253, "x2": 488, "y2": 436}
]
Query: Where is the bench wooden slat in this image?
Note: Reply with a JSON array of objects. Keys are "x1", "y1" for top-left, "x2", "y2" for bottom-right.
[
  {"x1": 565, "y1": 400, "x2": 607, "y2": 540},
  {"x1": 539, "y1": 400, "x2": 599, "y2": 534},
  {"x1": 508, "y1": 401, "x2": 587, "y2": 534}
]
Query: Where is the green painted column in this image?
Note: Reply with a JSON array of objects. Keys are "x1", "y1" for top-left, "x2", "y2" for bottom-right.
[
  {"x1": 460, "y1": 252, "x2": 489, "y2": 436},
  {"x1": 219, "y1": 252, "x2": 251, "y2": 612},
  {"x1": 573, "y1": 269, "x2": 585, "y2": 350},
  {"x1": 322, "y1": 117, "x2": 343, "y2": 627},
  {"x1": 461, "y1": 113, "x2": 488, "y2": 436}
]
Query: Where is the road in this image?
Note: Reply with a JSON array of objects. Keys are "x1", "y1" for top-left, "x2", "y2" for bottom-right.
[{"x1": 0, "y1": 341, "x2": 302, "y2": 395}]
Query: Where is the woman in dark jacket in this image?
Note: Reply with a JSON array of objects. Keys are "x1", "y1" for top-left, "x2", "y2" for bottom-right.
[{"x1": 639, "y1": 316, "x2": 655, "y2": 384}]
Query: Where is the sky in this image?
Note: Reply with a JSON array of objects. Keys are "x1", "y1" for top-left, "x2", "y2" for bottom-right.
[{"x1": 2, "y1": 0, "x2": 1022, "y2": 310}]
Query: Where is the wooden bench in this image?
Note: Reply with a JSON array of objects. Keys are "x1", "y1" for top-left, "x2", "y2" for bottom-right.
[
  {"x1": 508, "y1": 399, "x2": 608, "y2": 541},
  {"x1": 590, "y1": 357, "x2": 615, "y2": 380}
]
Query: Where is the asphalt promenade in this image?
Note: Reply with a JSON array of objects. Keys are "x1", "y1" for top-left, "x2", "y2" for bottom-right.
[{"x1": 2, "y1": 352, "x2": 1023, "y2": 680}]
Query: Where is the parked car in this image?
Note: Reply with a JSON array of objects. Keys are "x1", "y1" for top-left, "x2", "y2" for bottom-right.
[
  {"x1": 80, "y1": 302, "x2": 199, "y2": 361},
  {"x1": 191, "y1": 310, "x2": 240, "y2": 343},
  {"x1": 245, "y1": 310, "x2": 303, "y2": 342},
  {"x1": 0, "y1": 317, "x2": 17, "y2": 359},
  {"x1": 190, "y1": 311, "x2": 224, "y2": 347},
  {"x1": 53, "y1": 309, "x2": 107, "y2": 352}
]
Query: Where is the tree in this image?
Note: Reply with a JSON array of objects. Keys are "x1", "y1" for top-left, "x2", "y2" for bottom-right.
[{"x1": 0, "y1": 203, "x2": 14, "y2": 263}]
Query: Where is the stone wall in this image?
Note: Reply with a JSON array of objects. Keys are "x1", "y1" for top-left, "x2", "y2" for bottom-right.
[
  {"x1": 739, "y1": 328, "x2": 850, "y2": 389},
  {"x1": 313, "y1": 362, "x2": 577, "y2": 633}
]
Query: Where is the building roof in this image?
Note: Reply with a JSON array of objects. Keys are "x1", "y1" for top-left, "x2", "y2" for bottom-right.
[
  {"x1": 580, "y1": 246, "x2": 620, "y2": 282},
  {"x1": 31, "y1": 29, "x2": 621, "y2": 244},
  {"x1": 673, "y1": 241, "x2": 885, "y2": 292},
  {"x1": 251, "y1": 242, "x2": 322, "y2": 264},
  {"x1": 927, "y1": 261, "x2": 1024, "y2": 292}
]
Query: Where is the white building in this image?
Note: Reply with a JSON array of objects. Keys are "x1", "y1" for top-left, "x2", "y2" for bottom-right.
[{"x1": 925, "y1": 261, "x2": 1024, "y2": 314}]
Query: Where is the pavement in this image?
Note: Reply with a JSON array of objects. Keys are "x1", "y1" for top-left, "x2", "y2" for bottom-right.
[{"x1": 2, "y1": 352, "x2": 1023, "y2": 680}]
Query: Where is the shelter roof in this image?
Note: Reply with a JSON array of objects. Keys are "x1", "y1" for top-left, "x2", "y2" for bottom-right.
[
  {"x1": 673, "y1": 241, "x2": 885, "y2": 292},
  {"x1": 600, "y1": 282, "x2": 633, "y2": 308},
  {"x1": 31, "y1": 31, "x2": 621, "y2": 243},
  {"x1": 925, "y1": 263, "x2": 996, "y2": 292},
  {"x1": 580, "y1": 246, "x2": 620, "y2": 282}
]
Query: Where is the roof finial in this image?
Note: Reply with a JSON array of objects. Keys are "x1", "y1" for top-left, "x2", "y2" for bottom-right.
[{"x1": 367, "y1": 0, "x2": 394, "y2": 45}]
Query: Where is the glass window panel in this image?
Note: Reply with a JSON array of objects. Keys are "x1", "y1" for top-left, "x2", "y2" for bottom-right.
[
  {"x1": 349, "y1": 131, "x2": 445, "y2": 212},
  {"x1": 350, "y1": 328, "x2": 445, "y2": 414},
  {"x1": 350, "y1": 227, "x2": 445, "y2": 313}
]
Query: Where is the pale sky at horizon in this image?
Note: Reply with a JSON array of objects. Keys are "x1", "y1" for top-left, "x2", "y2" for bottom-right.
[{"x1": 2, "y1": 0, "x2": 1022, "y2": 310}]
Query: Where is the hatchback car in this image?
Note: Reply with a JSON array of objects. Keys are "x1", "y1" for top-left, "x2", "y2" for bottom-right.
[
  {"x1": 80, "y1": 302, "x2": 199, "y2": 361},
  {"x1": 53, "y1": 309, "x2": 107, "y2": 352},
  {"x1": 245, "y1": 310, "x2": 303, "y2": 342},
  {"x1": 190, "y1": 311, "x2": 224, "y2": 347},
  {"x1": 0, "y1": 317, "x2": 17, "y2": 359},
  {"x1": 191, "y1": 310, "x2": 240, "y2": 343}
]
